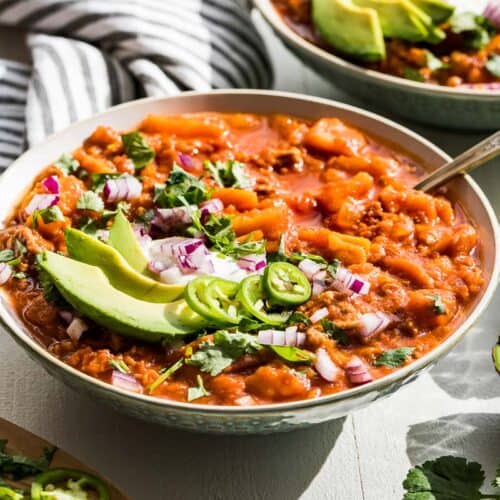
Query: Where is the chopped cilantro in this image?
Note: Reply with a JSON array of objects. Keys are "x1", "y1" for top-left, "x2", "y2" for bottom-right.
[
  {"x1": 35, "y1": 254, "x2": 68, "y2": 306},
  {"x1": 33, "y1": 205, "x2": 64, "y2": 226},
  {"x1": 486, "y1": 55, "x2": 500, "y2": 78},
  {"x1": 321, "y1": 318, "x2": 350, "y2": 346},
  {"x1": 288, "y1": 252, "x2": 328, "y2": 265},
  {"x1": 155, "y1": 165, "x2": 209, "y2": 208},
  {"x1": 403, "y1": 67, "x2": 425, "y2": 82},
  {"x1": 270, "y1": 345, "x2": 315, "y2": 364},
  {"x1": 425, "y1": 50, "x2": 445, "y2": 72},
  {"x1": 403, "y1": 456, "x2": 500, "y2": 500},
  {"x1": 121, "y1": 131, "x2": 155, "y2": 169},
  {"x1": 373, "y1": 347, "x2": 415, "y2": 367},
  {"x1": 54, "y1": 153, "x2": 79, "y2": 175},
  {"x1": 204, "y1": 160, "x2": 252, "y2": 189},
  {"x1": 430, "y1": 294, "x2": 446, "y2": 315},
  {"x1": 12, "y1": 272, "x2": 26, "y2": 280},
  {"x1": 14, "y1": 239, "x2": 26, "y2": 256},
  {"x1": 108, "y1": 359, "x2": 130, "y2": 374},
  {"x1": 0, "y1": 250, "x2": 15, "y2": 263},
  {"x1": 187, "y1": 374, "x2": 210, "y2": 402},
  {"x1": 450, "y1": 13, "x2": 494, "y2": 49},
  {"x1": 0, "y1": 439, "x2": 56, "y2": 480},
  {"x1": 327, "y1": 259, "x2": 340, "y2": 278},
  {"x1": 147, "y1": 358, "x2": 184, "y2": 393},
  {"x1": 76, "y1": 191, "x2": 104, "y2": 213},
  {"x1": 188, "y1": 331, "x2": 261, "y2": 376},
  {"x1": 286, "y1": 311, "x2": 312, "y2": 327}
]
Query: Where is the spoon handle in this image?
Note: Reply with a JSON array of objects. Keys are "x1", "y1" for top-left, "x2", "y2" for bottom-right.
[{"x1": 414, "y1": 130, "x2": 500, "y2": 192}]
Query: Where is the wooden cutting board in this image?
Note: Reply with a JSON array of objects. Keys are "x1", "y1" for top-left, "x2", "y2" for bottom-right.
[{"x1": 0, "y1": 417, "x2": 128, "y2": 499}]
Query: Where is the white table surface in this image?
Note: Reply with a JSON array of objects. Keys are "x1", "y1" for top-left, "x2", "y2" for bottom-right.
[{"x1": 0, "y1": 13, "x2": 499, "y2": 500}]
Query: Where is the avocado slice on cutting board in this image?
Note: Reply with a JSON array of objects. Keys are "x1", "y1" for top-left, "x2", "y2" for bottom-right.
[
  {"x1": 353, "y1": 0, "x2": 433, "y2": 42},
  {"x1": 411, "y1": 0, "x2": 454, "y2": 23},
  {"x1": 39, "y1": 252, "x2": 207, "y2": 342},
  {"x1": 312, "y1": 0, "x2": 386, "y2": 62},
  {"x1": 108, "y1": 211, "x2": 149, "y2": 275},
  {"x1": 66, "y1": 227, "x2": 184, "y2": 303}
]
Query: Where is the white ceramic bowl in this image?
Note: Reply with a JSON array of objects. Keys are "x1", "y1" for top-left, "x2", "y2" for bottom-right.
[
  {"x1": 0, "y1": 91, "x2": 498, "y2": 434},
  {"x1": 254, "y1": 0, "x2": 500, "y2": 131}
]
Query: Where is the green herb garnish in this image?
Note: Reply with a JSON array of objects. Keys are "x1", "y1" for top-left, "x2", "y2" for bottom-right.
[
  {"x1": 188, "y1": 331, "x2": 261, "y2": 376},
  {"x1": 54, "y1": 153, "x2": 79, "y2": 175},
  {"x1": 76, "y1": 191, "x2": 104, "y2": 213},
  {"x1": 204, "y1": 160, "x2": 252, "y2": 189},
  {"x1": 403, "y1": 456, "x2": 500, "y2": 500},
  {"x1": 286, "y1": 311, "x2": 312, "y2": 327},
  {"x1": 121, "y1": 131, "x2": 155, "y2": 169},
  {"x1": 270, "y1": 346, "x2": 315, "y2": 364},
  {"x1": 108, "y1": 359, "x2": 130, "y2": 374},
  {"x1": 33, "y1": 206, "x2": 65, "y2": 226},
  {"x1": 187, "y1": 374, "x2": 210, "y2": 402},
  {"x1": 430, "y1": 294, "x2": 446, "y2": 315},
  {"x1": 425, "y1": 50, "x2": 445, "y2": 72},
  {"x1": 147, "y1": 359, "x2": 184, "y2": 393},
  {"x1": 403, "y1": 67, "x2": 425, "y2": 82},
  {"x1": 321, "y1": 318, "x2": 350, "y2": 346},
  {"x1": 486, "y1": 55, "x2": 500, "y2": 78},
  {"x1": 0, "y1": 250, "x2": 15, "y2": 263},
  {"x1": 450, "y1": 13, "x2": 495, "y2": 49},
  {"x1": 374, "y1": 347, "x2": 415, "y2": 368},
  {"x1": 0, "y1": 439, "x2": 56, "y2": 480}
]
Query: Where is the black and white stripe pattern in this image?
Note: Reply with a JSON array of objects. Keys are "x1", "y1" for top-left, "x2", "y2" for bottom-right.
[{"x1": 0, "y1": 0, "x2": 272, "y2": 168}]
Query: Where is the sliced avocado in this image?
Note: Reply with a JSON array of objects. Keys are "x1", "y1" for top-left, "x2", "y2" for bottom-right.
[
  {"x1": 410, "y1": 0, "x2": 454, "y2": 23},
  {"x1": 40, "y1": 252, "x2": 206, "y2": 342},
  {"x1": 108, "y1": 211, "x2": 149, "y2": 275},
  {"x1": 312, "y1": 0, "x2": 386, "y2": 62},
  {"x1": 353, "y1": 0, "x2": 433, "y2": 42},
  {"x1": 66, "y1": 228, "x2": 184, "y2": 303}
]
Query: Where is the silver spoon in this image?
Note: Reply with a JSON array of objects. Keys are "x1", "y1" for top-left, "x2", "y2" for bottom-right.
[{"x1": 414, "y1": 130, "x2": 500, "y2": 192}]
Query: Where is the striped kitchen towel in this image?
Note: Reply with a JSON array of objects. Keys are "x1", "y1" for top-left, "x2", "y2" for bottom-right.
[{"x1": 0, "y1": 0, "x2": 272, "y2": 170}]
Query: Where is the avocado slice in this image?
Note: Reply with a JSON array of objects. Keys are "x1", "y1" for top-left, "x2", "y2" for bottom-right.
[
  {"x1": 39, "y1": 252, "x2": 206, "y2": 342},
  {"x1": 410, "y1": 0, "x2": 454, "y2": 23},
  {"x1": 312, "y1": 0, "x2": 386, "y2": 62},
  {"x1": 108, "y1": 211, "x2": 149, "y2": 275},
  {"x1": 66, "y1": 228, "x2": 184, "y2": 303},
  {"x1": 353, "y1": 0, "x2": 433, "y2": 42}
]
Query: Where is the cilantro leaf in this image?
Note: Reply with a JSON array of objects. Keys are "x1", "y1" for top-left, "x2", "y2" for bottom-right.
[
  {"x1": 188, "y1": 331, "x2": 261, "y2": 376},
  {"x1": 327, "y1": 258, "x2": 340, "y2": 277},
  {"x1": 147, "y1": 358, "x2": 184, "y2": 393},
  {"x1": 403, "y1": 67, "x2": 425, "y2": 82},
  {"x1": 321, "y1": 318, "x2": 350, "y2": 346},
  {"x1": 270, "y1": 345, "x2": 315, "y2": 364},
  {"x1": 288, "y1": 252, "x2": 328, "y2": 265},
  {"x1": 486, "y1": 55, "x2": 500, "y2": 78},
  {"x1": 204, "y1": 160, "x2": 252, "y2": 189},
  {"x1": 155, "y1": 165, "x2": 209, "y2": 208},
  {"x1": 35, "y1": 254, "x2": 68, "y2": 306},
  {"x1": 187, "y1": 374, "x2": 210, "y2": 402},
  {"x1": 54, "y1": 153, "x2": 79, "y2": 175},
  {"x1": 430, "y1": 295, "x2": 446, "y2": 315},
  {"x1": 425, "y1": 50, "x2": 445, "y2": 72},
  {"x1": 450, "y1": 13, "x2": 494, "y2": 49},
  {"x1": 402, "y1": 456, "x2": 490, "y2": 500},
  {"x1": 374, "y1": 347, "x2": 415, "y2": 367},
  {"x1": 33, "y1": 205, "x2": 64, "y2": 226},
  {"x1": 0, "y1": 250, "x2": 15, "y2": 263},
  {"x1": 0, "y1": 440, "x2": 57, "y2": 480},
  {"x1": 286, "y1": 311, "x2": 312, "y2": 327},
  {"x1": 121, "y1": 131, "x2": 155, "y2": 169},
  {"x1": 76, "y1": 191, "x2": 104, "y2": 213}
]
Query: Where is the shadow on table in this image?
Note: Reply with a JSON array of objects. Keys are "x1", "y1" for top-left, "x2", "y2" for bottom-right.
[
  {"x1": 406, "y1": 413, "x2": 500, "y2": 480},
  {"x1": 50, "y1": 395, "x2": 345, "y2": 500},
  {"x1": 429, "y1": 289, "x2": 500, "y2": 401}
]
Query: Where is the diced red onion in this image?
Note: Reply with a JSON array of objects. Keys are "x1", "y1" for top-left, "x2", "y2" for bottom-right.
[
  {"x1": 284, "y1": 326, "x2": 306, "y2": 346},
  {"x1": 298, "y1": 259, "x2": 324, "y2": 279},
  {"x1": 200, "y1": 198, "x2": 223, "y2": 220},
  {"x1": 177, "y1": 245, "x2": 214, "y2": 275},
  {"x1": 104, "y1": 176, "x2": 142, "y2": 202},
  {"x1": 42, "y1": 175, "x2": 60, "y2": 194},
  {"x1": 111, "y1": 371, "x2": 142, "y2": 393},
  {"x1": 159, "y1": 266, "x2": 184, "y2": 284},
  {"x1": 25, "y1": 194, "x2": 59, "y2": 215},
  {"x1": 178, "y1": 153, "x2": 195, "y2": 170},
  {"x1": 237, "y1": 253, "x2": 266, "y2": 272},
  {"x1": 151, "y1": 207, "x2": 194, "y2": 231},
  {"x1": 312, "y1": 270, "x2": 328, "y2": 296},
  {"x1": 58, "y1": 310, "x2": 74, "y2": 325},
  {"x1": 332, "y1": 267, "x2": 370, "y2": 295},
  {"x1": 66, "y1": 317, "x2": 88, "y2": 342},
  {"x1": 0, "y1": 263, "x2": 12, "y2": 285},
  {"x1": 359, "y1": 312, "x2": 394, "y2": 339},
  {"x1": 309, "y1": 307, "x2": 328, "y2": 324},
  {"x1": 484, "y1": 0, "x2": 500, "y2": 28},
  {"x1": 132, "y1": 224, "x2": 152, "y2": 248},
  {"x1": 345, "y1": 356, "x2": 372, "y2": 385},
  {"x1": 314, "y1": 348, "x2": 339, "y2": 382}
]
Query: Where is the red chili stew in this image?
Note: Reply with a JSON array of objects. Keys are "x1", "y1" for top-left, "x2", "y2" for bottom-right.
[{"x1": 0, "y1": 112, "x2": 484, "y2": 406}]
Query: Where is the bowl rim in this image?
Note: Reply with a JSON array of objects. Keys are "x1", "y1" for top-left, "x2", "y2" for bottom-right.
[
  {"x1": 0, "y1": 89, "x2": 499, "y2": 416},
  {"x1": 254, "y1": 0, "x2": 500, "y2": 98}
]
